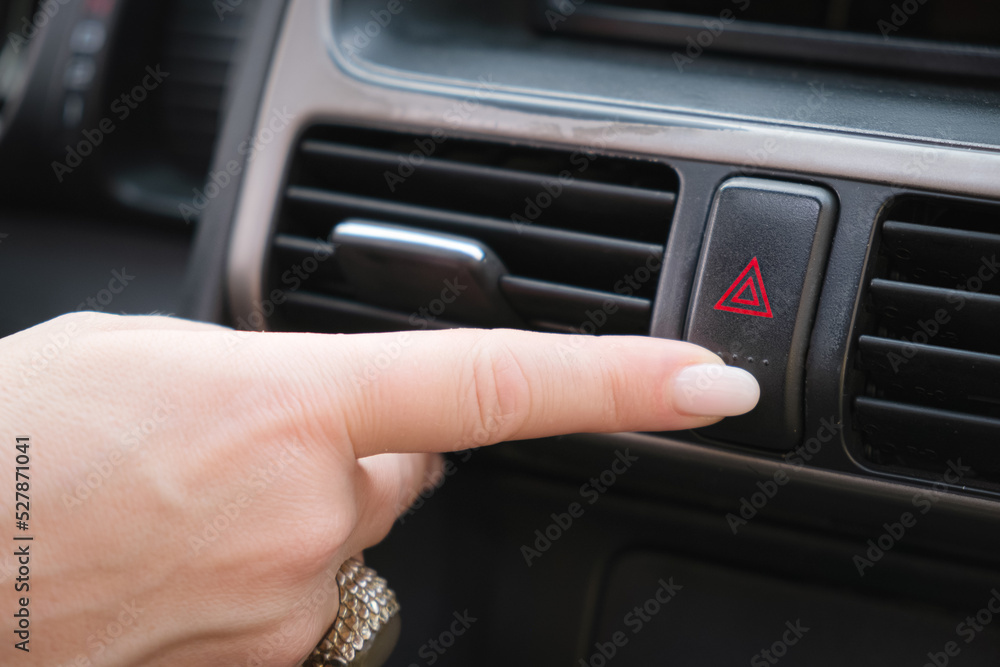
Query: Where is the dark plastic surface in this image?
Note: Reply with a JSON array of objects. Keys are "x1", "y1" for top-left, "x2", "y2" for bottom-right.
[
  {"x1": 369, "y1": 441, "x2": 1000, "y2": 666},
  {"x1": 593, "y1": 550, "x2": 1000, "y2": 666},
  {"x1": 684, "y1": 178, "x2": 836, "y2": 450},
  {"x1": 0, "y1": 214, "x2": 191, "y2": 337}
]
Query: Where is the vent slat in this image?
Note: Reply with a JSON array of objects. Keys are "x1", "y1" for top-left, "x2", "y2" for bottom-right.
[
  {"x1": 268, "y1": 127, "x2": 677, "y2": 336},
  {"x1": 282, "y1": 292, "x2": 460, "y2": 334},
  {"x1": 499, "y1": 276, "x2": 651, "y2": 335}
]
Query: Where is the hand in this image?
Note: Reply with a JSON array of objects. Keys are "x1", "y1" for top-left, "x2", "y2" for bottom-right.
[{"x1": 0, "y1": 312, "x2": 758, "y2": 666}]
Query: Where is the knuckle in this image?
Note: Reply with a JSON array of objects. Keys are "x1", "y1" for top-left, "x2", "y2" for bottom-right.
[
  {"x1": 465, "y1": 336, "x2": 532, "y2": 448},
  {"x1": 598, "y1": 356, "x2": 630, "y2": 426}
]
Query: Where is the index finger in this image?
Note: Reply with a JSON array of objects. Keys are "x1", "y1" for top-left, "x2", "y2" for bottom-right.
[{"x1": 267, "y1": 328, "x2": 760, "y2": 458}]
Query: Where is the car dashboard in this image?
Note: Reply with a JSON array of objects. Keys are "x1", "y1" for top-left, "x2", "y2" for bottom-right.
[{"x1": 1, "y1": 0, "x2": 1000, "y2": 664}]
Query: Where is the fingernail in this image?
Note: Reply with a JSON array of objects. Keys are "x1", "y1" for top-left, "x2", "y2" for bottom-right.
[{"x1": 671, "y1": 363, "x2": 760, "y2": 417}]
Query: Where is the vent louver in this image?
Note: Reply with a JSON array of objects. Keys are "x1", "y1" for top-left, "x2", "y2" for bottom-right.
[
  {"x1": 265, "y1": 126, "x2": 677, "y2": 335},
  {"x1": 853, "y1": 196, "x2": 1000, "y2": 485}
]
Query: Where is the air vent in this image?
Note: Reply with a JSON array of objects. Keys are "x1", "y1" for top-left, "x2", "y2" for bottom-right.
[
  {"x1": 102, "y1": 0, "x2": 259, "y2": 218},
  {"x1": 852, "y1": 196, "x2": 1000, "y2": 486},
  {"x1": 540, "y1": 0, "x2": 1000, "y2": 79},
  {"x1": 265, "y1": 126, "x2": 677, "y2": 335},
  {"x1": 156, "y1": 0, "x2": 258, "y2": 177}
]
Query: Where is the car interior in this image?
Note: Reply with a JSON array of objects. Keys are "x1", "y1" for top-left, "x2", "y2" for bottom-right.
[{"x1": 2, "y1": 0, "x2": 999, "y2": 664}]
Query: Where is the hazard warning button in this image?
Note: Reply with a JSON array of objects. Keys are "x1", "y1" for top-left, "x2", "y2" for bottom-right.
[{"x1": 684, "y1": 178, "x2": 836, "y2": 450}]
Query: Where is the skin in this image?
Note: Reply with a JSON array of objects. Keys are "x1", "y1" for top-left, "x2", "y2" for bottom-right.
[{"x1": 0, "y1": 312, "x2": 742, "y2": 666}]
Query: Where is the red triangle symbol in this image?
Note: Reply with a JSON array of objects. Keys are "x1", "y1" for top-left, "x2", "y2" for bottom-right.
[
  {"x1": 732, "y1": 279, "x2": 759, "y2": 306},
  {"x1": 714, "y1": 257, "x2": 773, "y2": 318}
]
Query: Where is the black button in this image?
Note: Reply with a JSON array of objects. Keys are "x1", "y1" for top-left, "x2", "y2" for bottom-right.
[{"x1": 685, "y1": 178, "x2": 836, "y2": 450}]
